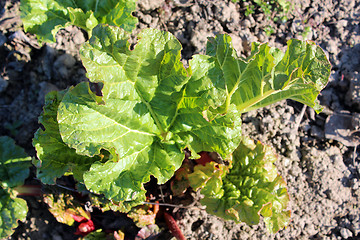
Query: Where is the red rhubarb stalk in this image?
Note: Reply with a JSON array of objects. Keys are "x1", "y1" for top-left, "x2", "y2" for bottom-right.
[
  {"x1": 14, "y1": 185, "x2": 42, "y2": 196},
  {"x1": 164, "y1": 211, "x2": 186, "y2": 240}
]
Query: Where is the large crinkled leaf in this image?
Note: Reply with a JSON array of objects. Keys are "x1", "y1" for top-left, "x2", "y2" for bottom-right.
[
  {"x1": 20, "y1": 0, "x2": 137, "y2": 43},
  {"x1": 189, "y1": 34, "x2": 331, "y2": 114},
  {"x1": 83, "y1": 139, "x2": 183, "y2": 203},
  {"x1": 0, "y1": 136, "x2": 31, "y2": 189},
  {"x1": 58, "y1": 25, "x2": 242, "y2": 202},
  {"x1": 0, "y1": 188, "x2": 28, "y2": 238},
  {"x1": 188, "y1": 138, "x2": 290, "y2": 233},
  {"x1": 33, "y1": 91, "x2": 100, "y2": 184}
]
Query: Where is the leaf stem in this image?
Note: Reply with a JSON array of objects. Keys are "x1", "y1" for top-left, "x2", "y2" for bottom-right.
[
  {"x1": 142, "y1": 101, "x2": 166, "y2": 136},
  {"x1": 166, "y1": 87, "x2": 186, "y2": 133},
  {"x1": 222, "y1": 55, "x2": 245, "y2": 114},
  {"x1": 237, "y1": 89, "x2": 276, "y2": 113},
  {"x1": 14, "y1": 185, "x2": 42, "y2": 196}
]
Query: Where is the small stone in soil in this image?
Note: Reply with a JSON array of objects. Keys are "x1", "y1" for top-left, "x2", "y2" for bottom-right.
[
  {"x1": 340, "y1": 227, "x2": 353, "y2": 239},
  {"x1": 72, "y1": 31, "x2": 85, "y2": 45}
]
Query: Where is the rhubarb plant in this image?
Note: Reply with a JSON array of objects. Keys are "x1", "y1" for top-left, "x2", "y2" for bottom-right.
[
  {"x1": 31, "y1": 23, "x2": 330, "y2": 233},
  {"x1": 0, "y1": 136, "x2": 31, "y2": 238},
  {"x1": 20, "y1": 0, "x2": 138, "y2": 43}
]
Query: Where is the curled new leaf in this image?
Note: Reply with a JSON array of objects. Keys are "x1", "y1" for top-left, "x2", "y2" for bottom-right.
[
  {"x1": 188, "y1": 138, "x2": 290, "y2": 233},
  {"x1": 20, "y1": 0, "x2": 138, "y2": 43}
]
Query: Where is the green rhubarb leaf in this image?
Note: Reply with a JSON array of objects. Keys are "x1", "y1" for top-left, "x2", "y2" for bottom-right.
[
  {"x1": 33, "y1": 91, "x2": 100, "y2": 184},
  {"x1": 82, "y1": 139, "x2": 183, "y2": 203},
  {"x1": 0, "y1": 137, "x2": 30, "y2": 238},
  {"x1": 58, "y1": 25, "x2": 242, "y2": 203},
  {"x1": 170, "y1": 102, "x2": 242, "y2": 157},
  {"x1": 0, "y1": 136, "x2": 31, "y2": 189},
  {"x1": 0, "y1": 188, "x2": 28, "y2": 238},
  {"x1": 190, "y1": 35, "x2": 331, "y2": 114},
  {"x1": 20, "y1": 0, "x2": 138, "y2": 43},
  {"x1": 188, "y1": 138, "x2": 290, "y2": 233}
]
